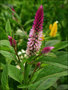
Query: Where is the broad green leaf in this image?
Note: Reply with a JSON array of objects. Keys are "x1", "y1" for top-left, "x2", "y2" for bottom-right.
[
  {"x1": 8, "y1": 65, "x2": 23, "y2": 83},
  {"x1": 0, "y1": 40, "x2": 11, "y2": 47},
  {"x1": 5, "y1": 19, "x2": 12, "y2": 36},
  {"x1": 1, "y1": 64, "x2": 9, "y2": 90},
  {"x1": 24, "y1": 19, "x2": 34, "y2": 27},
  {"x1": 0, "y1": 28, "x2": 7, "y2": 40},
  {"x1": 0, "y1": 50, "x2": 15, "y2": 62},
  {"x1": 0, "y1": 46, "x2": 13, "y2": 53},
  {"x1": 36, "y1": 64, "x2": 67, "y2": 81},
  {"x1": 45, "y1": 40, "x2": 60, "y2": 47},
  {"x1": 57, "y1": 84, "x2": 68, "y2": 90},
  {"x1": 53, "y1": 41, "x2": 68, "y2": 51},
  {"x1": 0, "y1": 54, "x2": 6, "y2": 64},
  {"x1": 31, "y1": 71, "x2": 68, "y2": 90},
  {"x1": 0, "y1": 40, "x2": 15, "y2": 53},
  {"x1": 24, "y1": 63, "x2": 31, "y2": 84},
  {"x1": 18, "y1": 71, "x2": 68, "y2": 89},
  {"x1": 36, "y1": 77, "x2": 58, "y2": 90},
  {"x1": 37, "y1": 51, "x2": 68, "y2": 67},
  {"x1": 45, "y1": 62, "x2": 67, "y2": 69},
  {"x1": 18, "y1": 64, "x2": 68, "y2": 90}
]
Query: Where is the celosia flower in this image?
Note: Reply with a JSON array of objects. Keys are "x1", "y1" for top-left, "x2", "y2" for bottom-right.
[
  {"x1": 33, "y1": 5, "x2": 44, "y2": 32},
  {"x1": 26, "y1": 5, "x2": 44, "y2": 56},
  {"x1": 42, "y1": 46, "x2": 54, "y2": 54},
  {"x1": 50, "y1": 21, "x2": 58, "y2": 37},
  {"x1": 8, "y1": 36, "x2": 16, "y2": 47}
]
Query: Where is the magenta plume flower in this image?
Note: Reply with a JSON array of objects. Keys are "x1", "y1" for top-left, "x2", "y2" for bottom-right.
[
  {"x1": 33, "y1": 5, "x2": 44, "y2": 32},
  {"x1": 8, "y1": 36, "x2": 16, "y2": 47},
  {"x1": 26, "y1": 5, "x2": 44, "y2": 56},
  {"x1": 42, "y1": 46, "x2": 54, "y2": 54}
]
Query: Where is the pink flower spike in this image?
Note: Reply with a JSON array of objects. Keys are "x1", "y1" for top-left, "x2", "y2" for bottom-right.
[
  {"x1": 42, "y1": 46, "x2": 54, "y2": 54},
  {"x1": 8, "y1": 36, "x2": 16, "y2": 47},
  {"x1": 32, "y1": 5, "x2": 44, "y2": 32},
  {"x1": 26, "y1": 5, "x2": 44, "y2": 56}
]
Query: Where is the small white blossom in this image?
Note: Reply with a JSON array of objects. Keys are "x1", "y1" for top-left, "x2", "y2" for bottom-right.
[
  {"x1": 18, "y1": 51, "x2": 22, "y2": 55},
  {"x1": 16, "y1": 65, "x2": 21, "y2": 70}
]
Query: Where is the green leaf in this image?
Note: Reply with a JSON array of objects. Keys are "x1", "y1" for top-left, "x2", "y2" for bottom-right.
[
  {"x1": 0, "y1": 40, "x2": 15, "y2": 53},
  {"x1": 37, "y1": 51, "x2": 68, "y2": 67},
  {"x1": 0, "y1": 28, "x2": 7, "y2": 40},
  {"x1": 24, "y1": 19, "x2": 34, "y2": 27},
  {"x1": 0, "y1": 54, "x2": 6, "y2": 64},
  {"x1": 31, "y1": 69, "x2": 43, "y2": 82},
  {"x1": 36, "y1": 77, "x2": 58, "y2": 90},
  {"x1": 53, "y1": 41, "x2": 68, "y2": 51},
  {"x1": 0, "y1": 50, "x2": 15, "y2": 62},
  {"x1": 1, "y1": 64, "x2": 9, "y2": 90},
  {"x1": 0, "y1": 40, "x2": 16, "y2": 62},
  {"x1": 18, "y1": 70, "x2": 68, "y2": 89},
  {"x1": 18, "y1": 66, "x2": 68, "y2": 90},
  {"x1": 30, "y1": 71, "x2": 68, "y2": 90},
  {"x1": 36, "y1": 64, "x2": 67, "y2": 81},
  {"x1": 0, "y1": 40, "x2": 11, "y2": 47},
  {"x1": 5, "y1": 19, "x2": 12, "y2": 36},
  {"x1": 57, "y1": 84, "x2": 68, "y2": 90},
  {"x1": 45, "y1": 62, "x2": 67, "y2": 69},
  {"x1": 8, "y1": 65, "x2": 23, "y2": 83},
  {"x1": 24, "y1": 63, "x2": 31, "y2": 84},
  {"x1": 45, "y1": 40, "x2": 60, "y2": 47}
]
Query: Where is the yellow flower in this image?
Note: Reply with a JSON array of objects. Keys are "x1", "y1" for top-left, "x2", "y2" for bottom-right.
[
  {"x1": 50, "y1": 21, "x2": 58, "y2": 37},
  {"x1": 49, "y1": 24, "x2": 52, "y2": 30}
]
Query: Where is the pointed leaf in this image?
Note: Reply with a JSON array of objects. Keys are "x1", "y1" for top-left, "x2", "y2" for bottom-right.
[
  {"x1": 36, "y1": 77, "x2": 58, "y2": 90},
  {"x1": 1, "y1": 64, "x2": 9, "y2": 90},
  {"x1": 0, "y1": 50, "x2": 16, "y2": 63},
  {"x1": 5, "y1": 19, "x2": 12, "y2": 36},
  {"x1": 53, "y1": 41, "x2": 68, "y2": 51},
  {"x1": 45, "y1": 40, "x2": 60, "y2": 47},
  {"x1": 0, "y1": 40, "x2": 15, "y2": 53},
  {"x1": 37, "y1": 51, "x2": 68, "y2": 67},
  {"x1": 8, "y1": 65, "x2": 23, "y2": 83}
]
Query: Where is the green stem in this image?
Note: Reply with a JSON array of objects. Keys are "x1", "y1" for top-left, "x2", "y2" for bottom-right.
[
  {"x1": 14, "y1": 46, "x2": 20, "y2": 63},
  {"x1": 24, "y1": 62, "x2": 27, "y2": 84},
  {"x1": 30, "y1": 66, "x2": 37, "y2": 82},
  {"x1": 29, "y1": 53, "x2": 42, "y2": 64},
  {"x1": 24, "y1": 62, "x2": 28, "y2": 90}
]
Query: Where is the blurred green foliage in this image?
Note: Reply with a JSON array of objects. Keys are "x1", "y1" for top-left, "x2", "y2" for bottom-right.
[{"x1": 0, "y1": 0, "x2": 68, "y2": 41}]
